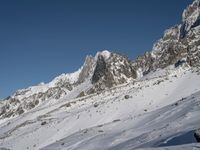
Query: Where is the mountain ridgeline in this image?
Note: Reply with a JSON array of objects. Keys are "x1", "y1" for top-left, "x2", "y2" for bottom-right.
[{"x1": 0, "y1": 0, "x2": 200, "y2": 120}]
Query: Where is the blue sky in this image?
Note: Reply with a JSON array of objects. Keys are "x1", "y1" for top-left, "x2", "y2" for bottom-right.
[{"x1": 0, "y1": 0, "x2": 194, "y2": 99}]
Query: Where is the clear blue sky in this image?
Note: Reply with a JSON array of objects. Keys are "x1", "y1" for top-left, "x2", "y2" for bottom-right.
[{"x1": 0, "y1": 0, "x2": 194, "y2": 99}]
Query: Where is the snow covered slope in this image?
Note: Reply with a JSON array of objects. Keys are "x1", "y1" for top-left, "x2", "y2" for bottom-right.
[
  {"x1": 1, "y1": 0, "x2": 200, "y2": 149},
  {"x1": 0, "y1": 66, "x2": 200, "y2": 150}
]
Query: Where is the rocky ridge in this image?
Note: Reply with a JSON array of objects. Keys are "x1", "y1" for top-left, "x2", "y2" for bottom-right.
[
  {"x1": 0, "y1": 50, "x2": 135, "y2": 119},
  {"x1": 132, "y1": 0, "x2": 200, "y2": 76}
]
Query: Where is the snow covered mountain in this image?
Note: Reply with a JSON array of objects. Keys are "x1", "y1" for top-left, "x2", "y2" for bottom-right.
[
  {"x1": 1, "y1": 0, "x2": 200, "y2": 149},
  {"x1": 133, "y1": 0, "x2": 200, "y2": 74},
  {"x1": 0, "y1": 50, "x2": 136, "y2": 121}
]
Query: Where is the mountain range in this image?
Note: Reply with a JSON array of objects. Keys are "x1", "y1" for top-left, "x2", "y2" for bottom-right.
[{"x1": 0, "y1": 0, "x2": 200, "y2": 149}]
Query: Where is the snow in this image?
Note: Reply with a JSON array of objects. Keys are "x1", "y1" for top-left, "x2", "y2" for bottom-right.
[
  {"x1": 137, "y1": 143, "x2": 200, "y2": 150},
  {"x1": 50, "y1": 67, "x2": 82, "y2": 85},
  {"x1": 151, "y1": 39, "x2": 164, "y2": 58},
  {"x1": 95, "y1": 50, "x2": 111, "y2": 60},
  {"x1": 100, "y1": 50, "x2": 111, "y2": 59},
  {"x1": 0, "y1": 0, "x2": 198, "y2": 148},
  {"x1": 136, "y1": 68, "x2": 144, "y2": 79},
  {"x1": 12, "y1": 67, "x2": 83, "y2": 101},
  {"x1": 0, "y1": 67, "x2": 200, "y2": 150}
]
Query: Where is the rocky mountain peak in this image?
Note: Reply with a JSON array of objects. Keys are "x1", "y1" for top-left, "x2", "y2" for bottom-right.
[
  {"x1": 77, "y1": 55, "x2": 96, "y2": 83},
  {"x1": 90, "y1": 52, "x2": 137, "y2": 93},
  {"x1": 133, "y1": 0, "x2": 200, "y2": 77},
  {"x1": 182, "y1": 0, "x2": 200, "y2": 32},
  {"x1": 0, "y1": 50, "x2": 137, "y2": 120}
]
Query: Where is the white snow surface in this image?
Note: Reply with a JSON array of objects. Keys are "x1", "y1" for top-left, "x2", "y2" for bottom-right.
[
  {"x1": 1, "y1": 67, "x2": 200, "y2": 150},
  {"x1": 95, "y1": 50, "x2": 111, "y2": 60},
  {"x1": 12, "y1": 66, "x2": 83, "y2": 100}
]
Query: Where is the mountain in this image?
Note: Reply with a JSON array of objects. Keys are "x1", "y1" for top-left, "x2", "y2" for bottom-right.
[
  {"x1": 0, "y1": 50, "x2": 137, "y2": 120},
  {"x1": 133, "y1": 0, "x2": 200, "y2": 75},
  {"x1": 0, "y1": 0, "x2": 200, "y2": 149}
]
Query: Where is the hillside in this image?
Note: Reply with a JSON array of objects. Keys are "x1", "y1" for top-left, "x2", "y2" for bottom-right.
[{"x1": 1, "y1": 0, "x2": 200, "y2": 149}]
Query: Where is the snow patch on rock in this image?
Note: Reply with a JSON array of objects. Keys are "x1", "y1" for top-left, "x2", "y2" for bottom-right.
[{"x1": 95, "y1": 50, "x2": 111, "y2": 60}]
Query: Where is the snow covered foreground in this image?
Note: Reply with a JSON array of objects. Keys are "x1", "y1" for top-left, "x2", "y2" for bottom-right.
[{"x1": 1, "y1": 67, "x2": 200, "y2": 150}]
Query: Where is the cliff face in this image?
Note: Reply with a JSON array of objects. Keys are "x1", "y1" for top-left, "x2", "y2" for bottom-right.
[
  {"x1": 133, "y1": 0, "x2": 200, "y2": 76},
  {"x1": 182, "y1": 0, "x2": 200, "y2": 33},
  {"x1": 90, "y1": 51, "x2": 136, "y2": 93}
]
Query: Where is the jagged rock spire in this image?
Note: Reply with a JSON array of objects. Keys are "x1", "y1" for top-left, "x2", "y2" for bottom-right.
[
  {"x1": 133, "y1": 0, "x2": 200, "y2": 77},
  {"x1": 91, "y1": 52, "x2": 136, "y2": 90},
  {"x1": 182, "y1": 0, "x2": 200, "y2": 32}
]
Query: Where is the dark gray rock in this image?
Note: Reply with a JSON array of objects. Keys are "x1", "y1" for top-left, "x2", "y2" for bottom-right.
[
  {"x1": 41, "y1": 121, "x2": 47, "y2": 126},
  {"x1": 175, "y1": 59, "x2": 187, "y2": 68},
  {"x1": 94, "y1": 103, "x2": 99, "y2": 108},
  {"x1": 76, "y1": 91, "x2": 85, "y2": 98},
  {"x1": 194, "y1": 128, "x2": 200, "y2": 142},
  {"x1": 124, "y1": 95, "x2": 130, "y2": 99},
  {"x1": 90, "y1": 52, "x2": 137, "y2": 93},
  {"x1": 92, "y1": 55, "x2": 107, "y2": 84}
]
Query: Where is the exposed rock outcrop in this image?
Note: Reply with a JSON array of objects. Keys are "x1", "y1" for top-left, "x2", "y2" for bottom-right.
[
  {"x1": 77, "y1": 55, "x2": 96, "y2": 83},
  {"x1": 194, "y1": 128, "x2": 200, "y2": 142},
  {"x1": 90, "y1": 51, "x2": 137, "y2": 92},
  {"x1": 132, "y1": 0, "x2": 200, "y2": 77}
]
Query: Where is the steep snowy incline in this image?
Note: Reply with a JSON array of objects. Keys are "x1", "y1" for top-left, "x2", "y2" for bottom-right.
[
  {"x1": 0, "y1": 67, "x2": 200, "y2": 149},
  {"x1": 41, "y1": 68, "x2": 200, "y2": 150},
  {"x1": 43, "y1": 90, "x2": 200, "y2": 150}
]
